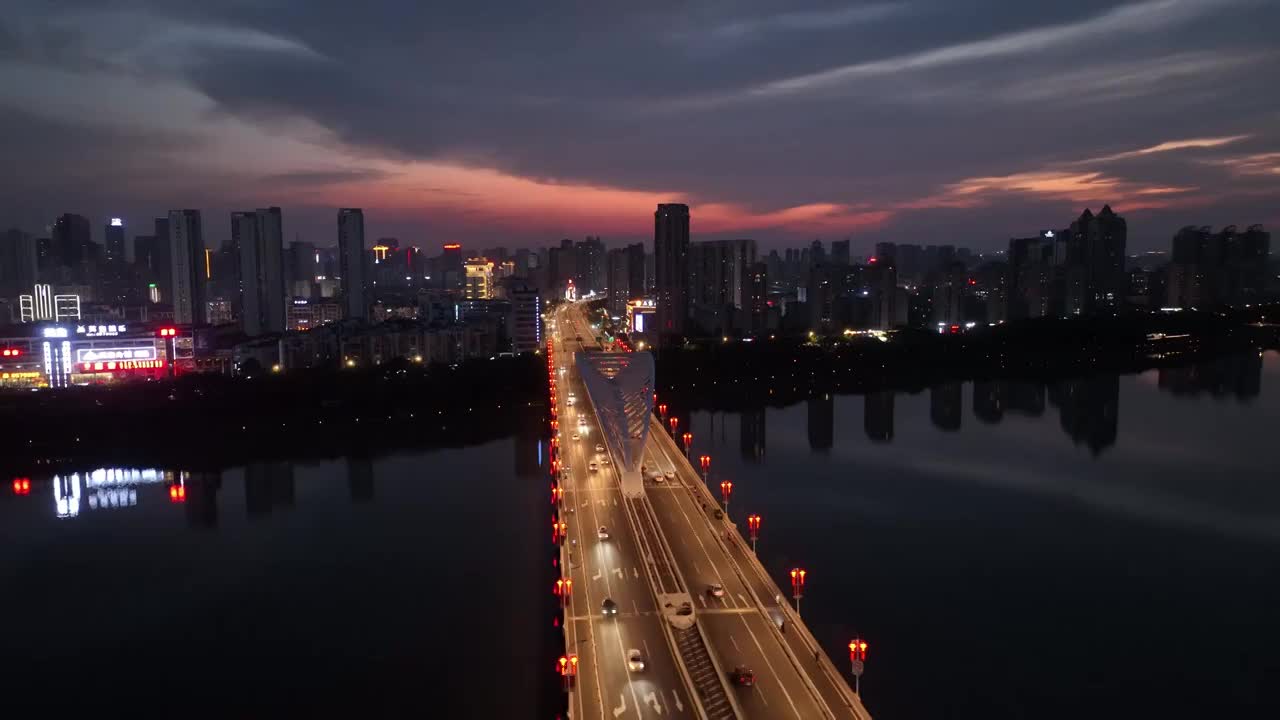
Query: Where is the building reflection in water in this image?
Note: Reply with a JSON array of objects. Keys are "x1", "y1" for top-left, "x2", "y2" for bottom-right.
[
  {"x1": 740, "y1": 406, "x2": 766, "y2": 462},
  {"x1": 807, "y1": 394, "x2": 834, "y2": 452},
  {"x1": 348, "y1": 456, "x2": 375, "y2": 503},
  {"x1": 1005, "y1": 381, "x2": 1046, "y2": 417},
  {"x1": 1158, "y1": 352, "x2": 1263, "y2": 401},
  {"x1": 1049, "y1": 376, "x2": 1120, "y2": 456},
  {"x1": 930, "y1": 382, "x2": 962, "y2": 432},
  {"x1": 51, "y1": 468, "x2": 170, "y2": 519},
  {"x1": 184, "y1": 471, "x2": 222, "y2": 528},
  {"x1": 864, "y1": 391, "x2": 894, "y2": 443},
  {"x1": 245, "y1": 461, "x2": 295, "y2": 518},
  {"x1": 972, "y1": 381, "x2": 1004, "y2": 425}
]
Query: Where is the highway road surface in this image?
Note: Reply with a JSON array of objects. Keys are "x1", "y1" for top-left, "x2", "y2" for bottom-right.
[{"x1": 554, "y1": 300, "x2": 871, "y2": 720}]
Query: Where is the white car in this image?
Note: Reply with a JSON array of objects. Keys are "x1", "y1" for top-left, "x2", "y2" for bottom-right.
[
  {"x1": 571, "y1": 433, "x2": 580, "y2": 441},
  {"x1": 597, "y1": 526, "x2": 609, "y2": 540},
  {"x1": 589, "y1": 462, "x2": 598, "y2": 473},
  {"x1": 595, "y1": 444, "x2": 605, "y2": 453},
  {"x1": 651, "y1": 473, "x2": 665, "y2": 483},
  {"x1": 664, "y1": 471, "x2": 676, "y2": 481},
  {"x1": 708, "y1": 583, "x2": 726, "y2": 598},
  {"x1": 626, "y1": 649, "x2": 646, "y2": 672}
]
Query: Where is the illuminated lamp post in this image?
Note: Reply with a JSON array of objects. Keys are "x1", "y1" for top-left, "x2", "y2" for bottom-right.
[
  {"x1": 789, "y1": 567, "x2": 806, "y2": 616},
  {"x1": 682, "y1": 432, "x2": 692, "y2": 457},
  {"x1": 657, "y1": 403, "x2": 668, "y2": 418},
  {"x1": 668, "y1": 416, "x2": 678, "y2": 436},
  {"x1": 555, "y1": 577, "x2": 573, "y2": 608},
  {"x1": 747, "y1": 514, "x2": 761, "y2": 553},
  {"x1": 699, "y1": 455, "x2": 711, "y2": 485},
  {"x1": 719, "y1": 480, "x2": 732, "y2": 514},
  {"x1": 552, "y1": 519, "x2": 567, "y2": 545},
  {"x1": 848, "y1": 638, "x2": 868, "y2": 695},
  {"x1": 551, "y1": 484, "x2": 564, "y2": 505}
]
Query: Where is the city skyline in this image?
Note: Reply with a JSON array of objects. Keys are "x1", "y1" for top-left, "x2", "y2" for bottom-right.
[{"x1": 2, "y1": 1, "x2": 1278, "y2": 250}]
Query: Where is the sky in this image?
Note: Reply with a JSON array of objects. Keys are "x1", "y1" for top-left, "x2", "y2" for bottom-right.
[{"x1": 2, "y1": 0, "x2": 1278, "y2": 253}]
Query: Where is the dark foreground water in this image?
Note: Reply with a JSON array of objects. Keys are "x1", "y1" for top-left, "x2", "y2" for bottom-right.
[
  {"x1": 3, "y1": 352, "x2": 1279, "y2": 719},
  {"x1": 682, "y1": 351, "x2": 1280, "y2": 720}
]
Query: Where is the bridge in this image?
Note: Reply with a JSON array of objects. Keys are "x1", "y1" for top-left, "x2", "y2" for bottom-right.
[{"x1": 550, "y1": 302, "x2": 873, "y2": 720}]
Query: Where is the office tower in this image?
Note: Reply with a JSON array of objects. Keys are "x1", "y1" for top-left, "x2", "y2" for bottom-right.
[
  {"x1": 809, "y1": 239, "x2": 826, "y2": 267},
  {"x1": 52, "y1": 213, "x2": 92, "y2": 270},
  {"x1": 1167, "y1": 224, "x2": 1270, "y2": 308},
  {"x1": 441, "y1": 242, "x2": 464, "y2": 290},
  {"x1": 606, "y1": 247, "x2": 629, "y2": 316},
  {"x1": 288, "y1": 240, "x2": 319, "y2": 297},
  {"x1": 232, "y1": 208, "x2": 286, "y2": 335},
  {"x1": 1066, "y1": 206, "x2": 1127, "y2": 313},
  {"x1": 747, "y1": 262, "x2": 768, "y2": 331},
  {"x1": 626, "y1": 243, "x2": 646, "y2": 301},
  {"x1": 338, "y1": 209, "x2": 366, "y2": 321},
  {"x1": 0, "y1": 229, "x2": 38, "y2": 300},
  {"x1": 148, "y1": 217, "x2": 173, "y2": 301},
  {"x1": 506, "y1": 278, "x2": 542, "y2": 353},
  {"x1": 867, "y1": 256, "x2": 900, "y2": 329},
  {"x1": 464, "y1": 258, "x2": 495, "y2": 299},
  {"x1": 930, "y1": 261, "x2": 966, "y2": 326},
  {"x1": 831, "y1": 239, "x2": 851, "y2": 266},
  {"x1": 168, "y1": 209, "x2": 206, "y2": 324},
  {"x1": 104, "y1": 218, "x2": 126, "y2": 264},
  {"x1": 573, "y1": 236, "x2": 606, "y2": 294},
  {"x1": 654, "y1": 203, "x2": 690, "y2": 338},
  {"x1": 1007, "y1": 231, "x2": 1062, "y2": 319}
]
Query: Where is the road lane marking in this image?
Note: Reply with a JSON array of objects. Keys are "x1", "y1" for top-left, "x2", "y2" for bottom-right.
[
  {"x1": 593, "y1": 569, "x2": 603, "y2": 580},
  {"x1": 643, "y1": 691, "x2": 663, "y2": 715},
  {"x1": 633, "y1": 567, "x2": 640, "y2": 579},
  {"x1": 613, "y1": 567, "x2": 624, "y2": 579},
  {"x1": 730, "y1": 634, "x2": 741, "y2": 652},
  {"x1": 697, "y1": 594, "x2": 706, "y2": 608},
  {"x1": 738, "y1": 594, "x2": 749, "y2": 607},
  {"x1": 613, "y1": 693, "x2": 627, "y2": 718},
  {"x1": 669, "y1": 690, "x2": 684, "y2": 714}
]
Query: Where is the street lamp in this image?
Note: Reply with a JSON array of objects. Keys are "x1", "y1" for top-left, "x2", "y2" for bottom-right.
[
  {"x1": 551, "y1": 484, "x2": 564, "y2": 505},
  {"x1": 552, "y1": 519, "x2": 568, "y2": 545},
  {"x1": 720, "y1": 480, "x2": 733, "y2": 514},
  {"x1": 848, "y1": 638, "x2": 868, "y2": 695},
  {"x1": 682, "y1": 432, "x2": 693, "y2": 457},
  {"x1": 699, "y1": 455, "x2": 711, "y2": 485},
  {"x1": 790, "y1": 567, "x2": 806, "y2": 615},
  {"x1": 555, "y1": 577, "x2": 573, "y2": 607},
  {"x1": 747, "y1": 514, "x2": 761, "y2": 553},
  {"x1": 657, "y1": 403, "x2": 668, "y2": 418},
  {"x1": 668, "y1": 416, "x2": 679, "y2": 436}
]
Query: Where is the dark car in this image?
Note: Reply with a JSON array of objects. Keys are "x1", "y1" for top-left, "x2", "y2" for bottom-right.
[
  {"x1": 730, "y1": 667, "x2": 756, "y2": 687},
  {"x1": 602, "y1": 598, "x2": 618, "y2": 617}
]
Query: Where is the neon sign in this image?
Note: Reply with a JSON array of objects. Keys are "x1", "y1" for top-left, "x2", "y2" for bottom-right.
[
  {"x1": 76, "y1": 346, "x2": 157, "y2": 363},
  {"x1": 77, "y1": 324, "x2": 127, "y2": 336},
  {"x1": 79, "y1": 359, "x2": 166, "y2": 373}
]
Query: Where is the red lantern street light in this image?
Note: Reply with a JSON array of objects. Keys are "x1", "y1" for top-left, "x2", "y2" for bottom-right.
[
  {"x1": 551, "y1": 485, "x2": 564, "y2": 504},
  {"x1": 849, "y1": 638, "x2": 868, "y2": 694},
  {"x1": 668, "y1": 417, "x2": 678, "y2": 435},
  {"x1": 747, "y1": 514, "x2": 761, "y2": 553},
  {"x1": 657, "y1": 403, "x2": 668, "y2": 417},
  {"x1": 699, "y1": 455, "x2": 711, "y2": 485},
  {"x1": 682, "y1": 432, "x2": 693, "y2": 457},
  {"x1": 552, "y1": 519, "x2": 568, "y2": 544},
  {"x1": 789, "y1": 568, "x2": 807, "y2": 615},
  {"x1": 168, "y1": 484, "x2": 186, "y2": 503},
  {"x1": 12, "y1": 477, "x2": 31, "y2": 496},
  {"x1": 720, "y1": 480, "x2": 733, "y2": 513}
]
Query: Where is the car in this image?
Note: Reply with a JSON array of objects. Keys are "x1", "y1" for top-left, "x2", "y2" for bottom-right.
[
  {"x1": 600, "y1": 457, "x2": 610, "y2": 466},
  {"x1": 595, "y1": 444, "x2": 605, "y2": 453},
  {"x1": 571, "y1": 433, "x2": 580, "y2": 441},
  {"x1": 589, "y1": 462, "x2": 598, "y2": 472},
  {"x1": 597, "y1": 526, "x2": 609, "y2": 540},
  {"x1": 566, "y1": 398, "x2": 575, "y2": 406},
  {"x1": 651, "y1": 472, "x2": 665, "y2": 483},
  {"x1": 626, "y1": 649, "x2": 646, "y2": 672},
  {"x1": 730, "y1": 667, "x2": 756, "y2": 687},
  {"x1": 708, "y1": 583, "x2": 726, "y2": 598},
  {"x1": 602, "y1": 598, "x2": 618, "y2": 617},
  {"x1": 664, "y1": 471, "x2": 676, "y2": 480}
]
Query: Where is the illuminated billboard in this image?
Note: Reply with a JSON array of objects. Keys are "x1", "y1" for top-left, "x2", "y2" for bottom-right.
[
  {"x1": 79, "y1": 359, "x2": 166, "y2": 373},
  {"x1": 76, "y1": 346, "x2": 158, "y2": 364}
]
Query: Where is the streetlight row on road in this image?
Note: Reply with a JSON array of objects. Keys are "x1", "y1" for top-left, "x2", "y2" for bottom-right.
[{"x1": 657, "y1": 394, "x2": 872, "y2": 699}]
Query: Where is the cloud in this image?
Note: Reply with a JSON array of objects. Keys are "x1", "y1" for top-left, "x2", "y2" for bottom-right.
[
  {"x1": 715, "y1": 0, "x2": 1246, "y2": 103},
  {"x1": 1081, "y1": 135, "x2": 1253, "y2": 164},
  {"x1": 682, "y1": 2, "x2": 909, "y2": 46}
]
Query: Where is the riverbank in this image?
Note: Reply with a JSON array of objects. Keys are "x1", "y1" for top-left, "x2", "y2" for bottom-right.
[
  {"x1": 0, "y1": 355, "x2": 546, "y2": 473},
  {"x1": 656, "y1": 308, "x2": 1280, "y2": 411}
]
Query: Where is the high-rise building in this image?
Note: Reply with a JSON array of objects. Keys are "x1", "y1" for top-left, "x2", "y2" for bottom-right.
[
  {"x1": 168, "y1": 209, "x2": 206, "y2": 324},
  {"x1": 287, "y1": 240, "x2": 319, "y2": 297},
  {"x1": 441, "y1": 243, "x2": 464, "y2": 290},
  {"x1": 0, "y1": 229, "x2": 38, "y2": 300},
  {"x1": 338, "y1": 209, "x2": 366, "y2": 321},
  {"x1": 506, "y1": 278, "x2": 542, "y2": 354},
  {"x1": 104, "y1": 218, "x2": 126, "y2": 264},
  {"x1": 1167, "y1": 224, "x2": 1270, "y2": 308},
  {"x1": 52, "y1": 213, "x2": 92, "y2": 270},
  {"x1": 1066, "y1": 206, "x2": 1127, "y2": 314},
  {"x1": 831, "y1": 239, "x2": 851, "y2": 266},
  {"x1": 747, "y1": 262, "x2": 768, "y2": 332},
  {"x1": 464, "y1": 258, "x2": 495, "y2": 299},
  {"x1": 574, "y1": 236, "x2": 607, "y2": 295},
  {"x1": 232, "y1": 208, "x2": 286, "y2": 335},
  {"x1": 654, "y1": 203, "x2": 690, "y2": 338}
]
